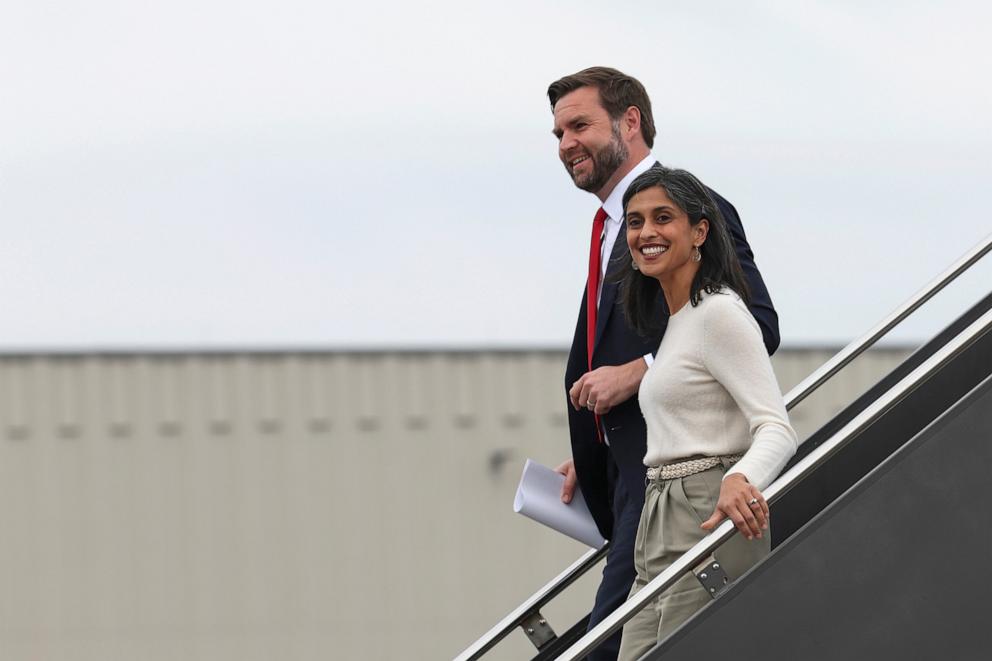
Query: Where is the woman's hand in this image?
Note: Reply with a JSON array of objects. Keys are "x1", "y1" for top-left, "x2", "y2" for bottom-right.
[{"x1": 699, "y1": 473, "x2": 769, "y2": 540}]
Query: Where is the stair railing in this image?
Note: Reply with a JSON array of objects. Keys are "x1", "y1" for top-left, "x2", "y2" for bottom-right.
[
  {"x1": 455, "y1": 233, "x2": 992, "y2": 661},
  {"x1": 557, "y1": 303, "x2": 992, "y2": 659}
]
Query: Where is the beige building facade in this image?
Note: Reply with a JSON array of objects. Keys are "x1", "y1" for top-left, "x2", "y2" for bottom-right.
[{"x1": 0, "y1": 346, "x2": 912, "y2": 660}]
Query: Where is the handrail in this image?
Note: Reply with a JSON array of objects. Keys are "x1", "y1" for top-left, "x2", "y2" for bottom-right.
[
  {"x1": 453, "y1": 545, "x2": 609, "y2": 661},
  {"x1": 782, "y1": 233, "x2": 992, "y2": 410},
  {"x1": 455, "y1": 233, "x2": 992, "y2": 660},
  {"x1": 557, "y1": 306, "x2": 992, "y2": 659}
]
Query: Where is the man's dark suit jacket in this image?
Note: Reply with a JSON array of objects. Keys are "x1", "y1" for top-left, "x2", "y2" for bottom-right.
[{"x1": 565, "y1": 185, "x2": 780, "y2": 540}]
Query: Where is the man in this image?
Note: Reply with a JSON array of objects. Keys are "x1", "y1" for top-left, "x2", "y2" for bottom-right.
[{"x1": 548, "y1": 67, "x2": 779, "y2": 660}]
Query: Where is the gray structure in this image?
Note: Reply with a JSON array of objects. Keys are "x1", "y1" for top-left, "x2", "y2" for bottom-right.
[{"x1": 0, "y1": 346, "x2": 911, "y2": 661}]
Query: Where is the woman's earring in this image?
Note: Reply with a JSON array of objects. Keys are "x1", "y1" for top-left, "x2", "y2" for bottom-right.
[
  {"x1": 692, "y1": 246, "x2": 702, "y2": 262},
  {"x1": 631, "y1": 258, "x2": 639, "y2": 271}
]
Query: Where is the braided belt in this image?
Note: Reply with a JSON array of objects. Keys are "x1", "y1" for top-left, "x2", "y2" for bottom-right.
[{"x1": 647, "y1": 454, "x2": 743, "y2": 482}]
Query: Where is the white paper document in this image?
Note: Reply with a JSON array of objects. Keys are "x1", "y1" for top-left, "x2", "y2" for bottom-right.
[{"x1": 513, "y1": 459, "x2": 607, "y2": 549}]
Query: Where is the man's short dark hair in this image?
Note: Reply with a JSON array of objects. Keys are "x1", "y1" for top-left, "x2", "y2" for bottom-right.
[{"x1": 547, "y1": 67, "x2": 656, "y2": 148}]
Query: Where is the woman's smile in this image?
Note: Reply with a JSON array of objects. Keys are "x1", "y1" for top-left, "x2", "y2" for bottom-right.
[{"x1": 626, "y1": 186, "x2": 703, "y2": 281}]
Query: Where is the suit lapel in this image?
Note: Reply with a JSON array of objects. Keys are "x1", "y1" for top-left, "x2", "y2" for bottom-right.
[{"x1": 593, "y1": 221, "x2": 628, "y2": 354}]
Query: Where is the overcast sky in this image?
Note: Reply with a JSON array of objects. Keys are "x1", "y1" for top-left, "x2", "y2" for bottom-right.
[{"x1": 3, "y1": 0, "x2": 990, "y2": 350}]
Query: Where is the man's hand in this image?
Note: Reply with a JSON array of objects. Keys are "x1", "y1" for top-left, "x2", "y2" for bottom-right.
[
  {"x1": 568, "y1": 358, "x2": 648, "y2": 415},
  {"x1": 554, "y1": 458, "x2": 578, "y2": 504},
  {"x1": 700, "y1": 473, "x2": 769, "y2": 540}
]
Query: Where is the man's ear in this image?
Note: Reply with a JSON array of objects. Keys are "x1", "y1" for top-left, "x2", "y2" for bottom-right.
[{"x1": 623, "y1": 105, "x2": 641, "y2": 141}]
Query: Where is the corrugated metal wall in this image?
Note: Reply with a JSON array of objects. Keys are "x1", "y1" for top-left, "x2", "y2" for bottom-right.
[{"x1": 0, "y1": 347, "x2": 912, "y2": 661}]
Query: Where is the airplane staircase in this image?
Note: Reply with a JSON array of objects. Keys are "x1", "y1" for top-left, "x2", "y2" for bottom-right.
[
  {"x1": 648, "y1": 367, "x2": 992, "y2": 659},
  {"x1": 455, "y1": 235, "x2": 992, "y2": 660}
]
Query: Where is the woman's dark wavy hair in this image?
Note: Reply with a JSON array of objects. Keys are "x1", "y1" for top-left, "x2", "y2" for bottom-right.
[{"x1": 617, "y1": 165, "x2": 751, "y2": 336}]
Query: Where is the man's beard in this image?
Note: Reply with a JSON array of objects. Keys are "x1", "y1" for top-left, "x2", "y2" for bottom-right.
[{"x1": 569, "y1": 122, "x2": 629, "y2": 193}]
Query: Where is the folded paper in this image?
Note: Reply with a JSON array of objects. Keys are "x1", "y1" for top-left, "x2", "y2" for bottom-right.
[{"x1": 513, "y1": 458, "x2": 607, "y2": 549}]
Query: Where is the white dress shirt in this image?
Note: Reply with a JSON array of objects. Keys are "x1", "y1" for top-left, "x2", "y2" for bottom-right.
[{"x1": 595, "y1": 153, "x2": 656, "y2": 306}]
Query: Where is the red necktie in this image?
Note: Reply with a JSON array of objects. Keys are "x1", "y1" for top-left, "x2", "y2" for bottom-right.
[
  {"x1": 586, "y1": 207, "x2": 608, "y2": 370},
  {"x1": 587, "y1": 208, "x2": 607, "y2": 442}
]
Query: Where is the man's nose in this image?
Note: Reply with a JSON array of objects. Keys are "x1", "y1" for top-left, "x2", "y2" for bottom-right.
[{"x1": 559, "y1": 131, "x2": 578, "y2": 152}]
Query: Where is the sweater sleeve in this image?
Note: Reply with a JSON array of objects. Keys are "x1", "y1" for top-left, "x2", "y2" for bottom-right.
[{"x1": 701, "y1": 295, "x2": 798, "y2": 490}]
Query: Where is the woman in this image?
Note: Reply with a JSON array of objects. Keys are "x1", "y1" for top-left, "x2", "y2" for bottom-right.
[{"x1": 616, "y1": 166, "x2": 797, "y2": 660}]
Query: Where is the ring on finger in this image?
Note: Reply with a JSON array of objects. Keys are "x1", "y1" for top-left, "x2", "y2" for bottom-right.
[{"x1": 748, "y1": 497, "x2": 759, "y2": 507}]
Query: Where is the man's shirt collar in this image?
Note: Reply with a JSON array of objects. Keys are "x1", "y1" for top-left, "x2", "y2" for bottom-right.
[{"x1": 602, "y1": 153, "x2": 656, "y2": 224}]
